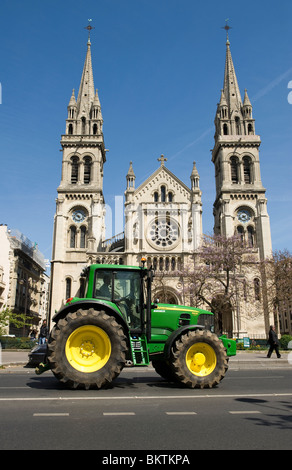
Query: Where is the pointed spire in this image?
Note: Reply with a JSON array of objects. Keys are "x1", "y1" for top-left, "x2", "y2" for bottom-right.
[
  {"x1": 190, "y1": 161, "x2": 200, "y2": 191},
  {"x1": 223, "y1": 33, "x2": 242, "y2": 113},
  {"x1": 68, "y1": 89, "x2": 77, "y2": 107},
  {"x1": 243, "y1": 89, "x2": 252, "y2": 107},
  {"x1": 219, "y1": 89, "x2": 228, "y2": 107},
  {"x1": 76, "y1": 38, "x2": 95, "y2": 116},
  {"x1": 93, "y1": 89, "x2": 101, "y2": 107},
  {"x1": 126, "y1": 161, "x2": 135, "y2": 191},
  {"x1": 127, "y1": 161, "x2": 135, "y2": 177},
  {"x1": 191, "y1": 160, "x2": 199, "y2": 177}
]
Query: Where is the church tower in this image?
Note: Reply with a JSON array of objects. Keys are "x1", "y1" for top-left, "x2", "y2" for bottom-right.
[
  {"x1": 212, "y1": 28, "x2": 272, "y2": 260},
  {"x1": 50, "y1": 28, "x2": 106, "y2": 317}
]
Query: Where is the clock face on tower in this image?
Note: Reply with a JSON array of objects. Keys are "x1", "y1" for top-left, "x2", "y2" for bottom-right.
[
  {"x1": 72, "y1": 209, "x2": 86, "y2": 223},
  {"x1": 237, "y1": 209, "x2": 251, "y2": 223}
]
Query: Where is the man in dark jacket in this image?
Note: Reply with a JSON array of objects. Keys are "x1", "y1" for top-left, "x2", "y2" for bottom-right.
[
  {"x1": 38, "y1": 320, "x2": 48, "y2": 345},
  {"x1": 267, "y1": 325, "x2": 281, "y2": 358}
]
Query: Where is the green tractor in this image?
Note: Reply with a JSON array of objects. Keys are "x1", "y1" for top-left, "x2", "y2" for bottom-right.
[{"x1": 41, "y1": 261, "x2": 236, "y2": 389}]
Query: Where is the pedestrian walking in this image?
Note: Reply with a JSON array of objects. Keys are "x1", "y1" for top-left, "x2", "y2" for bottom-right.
[
  {"x1": 38, "y1": 320, "x2": 48, "y2": 345},
  {"x1": 267, "y1": 325, "x2": 281, "y2": 358}
]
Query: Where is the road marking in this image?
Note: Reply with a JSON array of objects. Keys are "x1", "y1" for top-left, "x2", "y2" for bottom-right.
[
  {"x1": 0, "y1": 387, "x2": 27, "y2": 389},
  {"x1": 103, "y1": 412, "x2": 135, "y2": 416},
  {"x1": 229, "y1": 411, "x2": 262, "y2": 415},
  {"x1": 33, "y1": 413, "x2": 69, "y2": 417},
  {"x1": 0, "y1": 392, "x2": 292, "y2": 402},
  {"x1": 166, "y1": 412, "x2": 197, "y2": 415}
]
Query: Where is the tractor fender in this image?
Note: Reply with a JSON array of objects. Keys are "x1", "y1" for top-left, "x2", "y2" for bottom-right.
[
  {"x1": 163, "y1": 324, "x2": 205, "y2": 359},
  {"x1": 52, "y1": 300, "x2": 129, "y2": 334}
]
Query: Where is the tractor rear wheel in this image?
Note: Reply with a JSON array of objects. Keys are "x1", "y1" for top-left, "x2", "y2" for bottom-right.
[
  {"x1": 170, "y1": 329, "x2": 228, "y2": 389},
  {"x1": 47, "y1": 308, "x2": 127, "y2": 389}
]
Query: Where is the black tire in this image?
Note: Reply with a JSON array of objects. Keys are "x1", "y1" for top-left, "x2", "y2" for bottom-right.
[
  {"x1": 47, "y1": 308, "x2": 127, "y2": 389},
  {"x1": 152, "y1": 359, "x2": 178, "y2": 383},
  {"x1": 170, "y1": 329, "x2": 228, "y2": 389}
]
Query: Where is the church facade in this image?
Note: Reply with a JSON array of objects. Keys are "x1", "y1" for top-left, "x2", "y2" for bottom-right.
[{"x1": 50, "y1": 31, "x2": 274, "y2": 338}]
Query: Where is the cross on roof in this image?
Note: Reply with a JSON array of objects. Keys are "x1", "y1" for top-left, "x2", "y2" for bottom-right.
[{"x1": 158, "y1": 154, "x2": 167, "y2": 166}]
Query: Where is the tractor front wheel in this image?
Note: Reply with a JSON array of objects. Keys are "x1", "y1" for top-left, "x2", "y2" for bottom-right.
[
  {"x1": 170, "y1": 329, "x2": 228, "y2": 389},
  {"x1": 47, "y1": 309, "x2": 127, "y2": 389}
]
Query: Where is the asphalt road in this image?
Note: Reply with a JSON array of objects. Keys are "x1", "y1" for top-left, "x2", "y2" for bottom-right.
[{"x1": 0, "y1": 364, "x2": 291, "y2": 452}]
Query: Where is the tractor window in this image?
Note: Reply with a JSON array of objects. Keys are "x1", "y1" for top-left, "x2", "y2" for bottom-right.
[
  {"x1": 94, "y1": 271, "x2": 112, "y2": 300},
  {"x1": 113, "y1": 271, "x2": 142, "y2": 329},
  {"x1": 94, "y1": 270, "x2": 143, "y2": 329}
]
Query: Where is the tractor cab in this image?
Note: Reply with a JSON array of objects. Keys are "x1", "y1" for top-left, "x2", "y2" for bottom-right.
[{"x1": 94, "y1": 268, "x2": 146, "y2": 330}]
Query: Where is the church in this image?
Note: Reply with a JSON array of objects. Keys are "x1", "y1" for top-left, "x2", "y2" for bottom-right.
[{"x1": 50, "y1": 27, "x2": 274, "y2": 339}]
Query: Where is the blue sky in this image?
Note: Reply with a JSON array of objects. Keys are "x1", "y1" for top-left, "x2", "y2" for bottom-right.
[{"x1": 0, "y1": 0, "x2": 291, "y2": 268}]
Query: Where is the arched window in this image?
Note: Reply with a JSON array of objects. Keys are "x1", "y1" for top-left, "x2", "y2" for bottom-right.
[
  {"x1": 71, "y1": 156, "x2": 79, "y2": 184},
  {"x1": 70, "y1": 226, "x2": 76, "y2": 248},
  {"x1": 247, "y1": 226, "x2": 255, "y2": 247},
  {"x1": 65, "y1": 278, "x2": 71, "y2": 299},
  {"x1": 235, "y1": 116, "x2": 241, "y2": 135},
  {"x1": 161, "y1": 186, "x2": 166, "y2": 202},
  {"x1": 84, "y1": 156, "x2": 92, "y2": 184},
  {"x1": 254, "y1": 278, "x2": 261, "y2": 301},
  {"x1": 154, "y1": 191, "x2": 158, "y2": 202},
  {"x1": 68, "y1": 123, "x2": 73, "y2": 135},
  {"x1": 230, "y1": 156, "x2": 239, "y2": 184},
  {"x1": 243, "y1": 156, "x2": 252, "y2": 184},
  {"x1": 165, "y1": 257, "x2": 170, "y2": 271},
  {"x1": 80, "y1": 226, "x2": 87, "y2": 248},
  {"x1": 223, "y1": 123, "x2": 228, "y2": 135},
  {"x1": 237, "y1": 226, "x2": 244, "y2": 244},
  {"x1": 93, "y1": 123, "x2": 98, "y2": 135},
  {"x1": 81, "y1": 116, "x2": 86, "y2": 135},
  {"x1": 168, "y1": 192, "x2": 173, "y2": 202}
]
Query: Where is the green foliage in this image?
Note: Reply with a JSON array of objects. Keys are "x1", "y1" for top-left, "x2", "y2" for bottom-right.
[
  {"x1": 279, "y1": 335, "x2": 292, "y2": 350},
  {"x1": 0, "y1": 305, "x2": 33, "y2": 335},
  {"x1": 0, "y1": 336, "x2": 36, "y2": 349}
]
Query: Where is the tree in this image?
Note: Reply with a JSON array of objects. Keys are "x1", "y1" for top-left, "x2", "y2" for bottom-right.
[
  {"x1": 0, "y1": 305, "x2": 33, "y2": 336},
  {"x1": 176, "y1": 234, "x2": 257, "y2": 336},
  {"x1": 265, "y1": 249, "x2": 292, "y2": 332}
]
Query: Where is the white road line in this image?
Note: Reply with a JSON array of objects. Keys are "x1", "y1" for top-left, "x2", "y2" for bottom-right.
[
  {"x1": 33, "y1": 413, "x2": 69, "y2": 417},
  {"x1": 103, "y1": 412, "x2": 135, "y2": 416},
  {"x1": 0, "y1": 392, "x2": 291, "y2": 402},
  {"x1": 166, "y1": 412, "x2": 197, "y2": 415},
  {"x1": 229, "y1": 411, "x2": 262, "y2": 415}
]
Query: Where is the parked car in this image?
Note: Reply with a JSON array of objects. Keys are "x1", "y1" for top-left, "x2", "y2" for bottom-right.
[{"x1": 28, "y1": 343, "x2": 47, "y2": 367}]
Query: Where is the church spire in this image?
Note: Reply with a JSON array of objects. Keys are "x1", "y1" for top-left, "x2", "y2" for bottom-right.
[
  {"x1": 76, "y1": 37, "x2": 95, "y2": 118},
  {"x1": 214, "y1": 24, "x2": 256, "y2": 138},
  {"x1": 65, "y1": 23, "x2": 104, "y2": 137},
  {"x1": 223, "y1": 34, "x2": 242, "y2": 113}
]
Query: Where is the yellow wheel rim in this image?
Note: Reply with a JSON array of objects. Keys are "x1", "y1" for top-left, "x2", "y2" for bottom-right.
[
  {"x1": 186, "y1": 342, "x2": 217, "y2": 377},
  {"x1": 65, "y1": 325, "x2": 111, "y2": 373}
]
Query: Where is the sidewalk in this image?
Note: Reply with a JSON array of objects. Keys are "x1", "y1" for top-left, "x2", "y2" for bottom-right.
[
  {"x1": 1, "y1": 349, "x2": 291, "y2": 370},
  {"x1": 228, "y1": 350, "x2": 291, "y2": 369}
]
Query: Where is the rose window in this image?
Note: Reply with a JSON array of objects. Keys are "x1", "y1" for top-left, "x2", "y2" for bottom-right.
[{"x1": 148, "y1": 219, "x2": 179, "y2": 249}]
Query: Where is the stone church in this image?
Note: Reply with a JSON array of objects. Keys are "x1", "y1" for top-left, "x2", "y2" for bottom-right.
[{"x1": 50, "y1": 30, "x2": 274, "y2": 338}]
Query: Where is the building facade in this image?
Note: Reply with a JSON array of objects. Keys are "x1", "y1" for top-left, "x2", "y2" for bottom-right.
[
  {"x1": 50, "y1": 32, "x2": 274, "y2": 338},
  {"x1": 0, "y1": 225, "x2": 48, "y2": 336}
]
